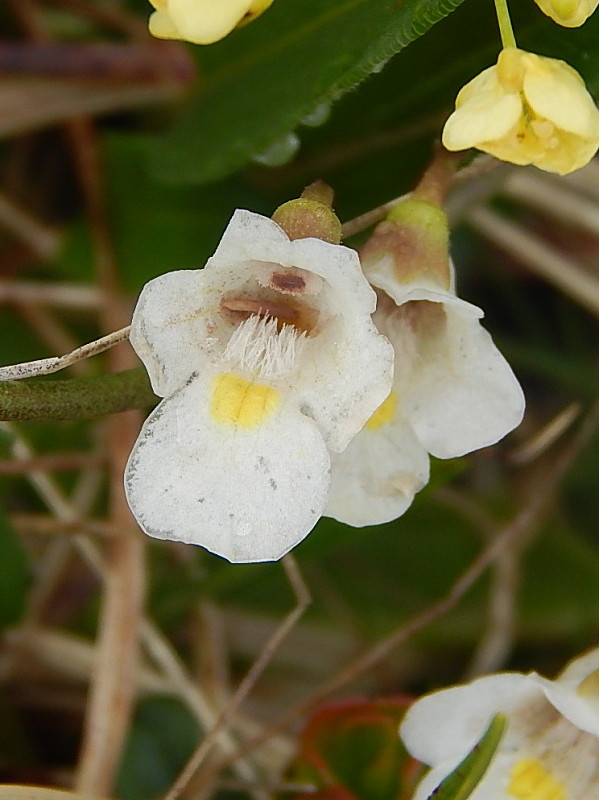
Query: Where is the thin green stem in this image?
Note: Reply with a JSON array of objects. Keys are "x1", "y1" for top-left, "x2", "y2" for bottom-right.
[
  {"x1": 493, "y1": 0, "x2": 517, "y2": 49},
  {"x1": 0, "y1": 368, "x2": 157, "y2": 422}
]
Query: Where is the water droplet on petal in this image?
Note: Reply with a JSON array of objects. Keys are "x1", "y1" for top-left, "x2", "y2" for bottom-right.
[{"x1": 252, "y1": 132, "x2": 300, "y2": 167}]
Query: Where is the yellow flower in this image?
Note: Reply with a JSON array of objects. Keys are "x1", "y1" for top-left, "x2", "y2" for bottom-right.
[
  {"x1": 442, "y1": 47, "x2": 599, "y2": 175},
  {"x1": 534, "y1": 0, "x2": 598, "y2": 26},
  {"x1": 148, "y1": 0, "x2": 274, "y2": 45}
]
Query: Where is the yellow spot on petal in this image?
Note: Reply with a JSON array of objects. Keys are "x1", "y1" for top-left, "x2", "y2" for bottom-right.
[
  {"x1": 365, "y1": 392, "x2": 397, "y2": 431},
  {"x1": 508, "y1": 758, "x2": 566, "y2": 800},
  {"x1": 211, "y1": 373, "x2": 279, "y2": 429}
]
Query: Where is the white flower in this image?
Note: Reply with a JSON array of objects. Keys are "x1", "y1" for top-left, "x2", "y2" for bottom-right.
[
  {"x1": 326, "y1": 253, "x2": 525, "y2": 527},
  {"x1": 124, "y1": 210, "x2": 394, "y2": 563},
  {"x1": 400, "y1": 647, "x2": 599, "y2": 800}
]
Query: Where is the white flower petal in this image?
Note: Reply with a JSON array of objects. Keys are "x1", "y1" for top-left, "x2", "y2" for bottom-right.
[
  {"x1": 298, "y1": 315, "x2": 394, "y2": 452},
  {"x1": 399, "y1": 673, "x2": 541, "y2": 766},
  {"x1": 536, "y1": 675, "x2": 599, "y2": 738},
  {"x1": 125, "y1": 369, "x2": 331, "y2": 563},
  {"x1": 130, "y1": 270, "x2": 214, "y2": 397},
  {"x1": 364, "y1": 253, "x2": 457, "y2": 300},
  {"x1": 206, "y1": 209, "x2": 293, "y2": 271},
  {"x1": 372, "y1": 281, "x2": 481, "y2": 318},
  {"x1": 326, "y1": 413, "x2": 429, "y2": 526},
  {"x1": 558, "y1": 647, "x2": 599, "y2": 683},
  {"x1": 392, "y1": 302, "x2": 524, "y2": 458}
]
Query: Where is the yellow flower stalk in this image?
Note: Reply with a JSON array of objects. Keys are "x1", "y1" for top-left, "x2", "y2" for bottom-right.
[
  {"x1": 147, "y1": 0, "x2": 274, "y2": 45},
  {"x1": 442, "y1": 47, "x2": 599, "y2": 175},
  {"x1": 534, "y1": 0, "x2": 598, "y2": 26}
]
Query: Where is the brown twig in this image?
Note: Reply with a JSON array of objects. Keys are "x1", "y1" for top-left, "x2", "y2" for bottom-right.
[
  {"x1": 0, "y1": 452, "x2": 104, "y2": 475},
  {"x1": 68, "y1": 121, "x2": 145, "y2": 800},
  {"x1": 163, "y1": 555, "x2": 311, "y2": 800}
]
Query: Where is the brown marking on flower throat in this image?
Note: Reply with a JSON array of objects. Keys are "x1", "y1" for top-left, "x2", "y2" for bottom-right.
[
  {"x1": 221, "y1": 293, "x2": 317, "y2": 333},
  {"x1": 268, "y1": 272, "x2": 306, "y2": 294}
]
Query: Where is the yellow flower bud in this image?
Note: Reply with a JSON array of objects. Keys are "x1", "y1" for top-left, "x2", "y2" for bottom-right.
[
  {"x1": 442, "y1": 48, "x2": 599, "y2": 175},
  {"x1": 534, "y1": 0, "x2": 598, "y2": 26},
  {"x1": 147, "y1": 0, "x2": 275, "y2": 45}
]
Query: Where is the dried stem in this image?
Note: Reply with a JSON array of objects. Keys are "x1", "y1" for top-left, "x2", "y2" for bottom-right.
[
  {"x1": 0, "y1": 281, "x2": 100, "y2": 309},
  {"x1": 163, "y1": 555, "x2": 311, "y2": 800},
  {"x1": 468, "y1": 206, "x2": 599, "y2": 318},
  {"x1": 0, "y1": 452, "x2": 104, "y2": 475},
  {"x1": 67, "y1": 115, "x2": 145, "y2": 797},
  {"x1": 0, "y1": 190, "x2": 60, "y2": 259},
  {"x1": 0, "y1": 326, "x2": 131, "y2": 381},
  {"x1": 0, "y1": 367, "x2": 156, "y2": 421}
]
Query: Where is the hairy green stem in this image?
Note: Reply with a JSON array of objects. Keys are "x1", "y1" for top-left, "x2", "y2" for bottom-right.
[{"x1": 0, "y1": 368, "x2": 157, "y2": 422}]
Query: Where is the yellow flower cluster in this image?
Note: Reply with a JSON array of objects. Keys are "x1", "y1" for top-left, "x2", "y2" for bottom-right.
[
  {"x1": 147, "y1": 0, "x2": 274, "y2": 45},
  {"x1": 443, "y1": 0, "x2": 599, "y2": 175},
  {"x1": 443, "y1": 47, "x2": 599, "y2": 175}
]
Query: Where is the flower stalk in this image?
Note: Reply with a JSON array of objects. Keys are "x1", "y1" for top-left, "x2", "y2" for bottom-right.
[
  {"x1": 0, "y1": 368, "x2": 157, "y2": 422},
  {"x1": 493, "y1": 0, "x2": 517, "y2": 48}
]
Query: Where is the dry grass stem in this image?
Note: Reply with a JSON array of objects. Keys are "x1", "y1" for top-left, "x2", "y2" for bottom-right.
[
  {"x1": 0, "y1": 190, "x2": 60, "y2": 258},
  {"x1": 0, "y1": 326, "x2": 131, "y2": 380},
  {"x1": 0, "y1": 452, "x2": 104, "y2": 475},
  {"x1": 163, "y1": 555, "x2": 311, "y2": 800},
  {"x1": 1, "y1": 410, "x2": 272, "y2": 783},
  {"x1": 509, "y1": 403, "x2": 582, "y2": 466},
  {"x1": 466, "y1": 544, "x2": 520, "y2": 677},
  {"x1": 561, "y1": 158, "x2": 599, "y2": 201},
  {"x1": 11, "y1": 512, "x2": 118, "y2": 538},
  {"x1": 504, "y1": 169, "x2": 599, "y2": 238},
  {"x1": 0, "y1": 281, "x2": 101, "y2": 309},
  {"x1": 0, "y1": 788, "x2": 110, "y2": 800},
  {"x1": 467, "y1": 206, "x2": 599, "y2": 318},
  {"x1": 341, "y1": 193, "x2": 410, "y2": 239},
  {"x1": 2, "y1": 424, "x2": 263, "y2": 783},
  {"x1": 66, "y1": 112, "x2": 144, "y2": 798},
  {"x1": 15, "y1": 303, "x2": 91, "y2": 376},
  {"x1": 193, "y1": 602, "x2": 232, "y2": 707}
]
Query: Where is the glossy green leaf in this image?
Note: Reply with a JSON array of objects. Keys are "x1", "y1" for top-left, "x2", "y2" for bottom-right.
[{"x1": 153, "y1": 0, "x2": 468, "y2": 184}]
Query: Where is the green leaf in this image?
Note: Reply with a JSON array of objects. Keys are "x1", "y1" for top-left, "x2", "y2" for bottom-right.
[
  {"x1": 152, "y1": 0, "x2": 467, "y2": 185},
  {"x1": 116, "y1": 695, "x2": 199, "y2": 800},
  {"x1": 425, "y1": 714, "x2": 506, "y2": 800}
]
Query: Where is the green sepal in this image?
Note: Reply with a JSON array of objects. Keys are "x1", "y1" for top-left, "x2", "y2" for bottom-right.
[{"x1": 425, "y1": 713, "x2": 506, "y2": 800}]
